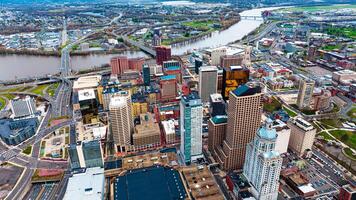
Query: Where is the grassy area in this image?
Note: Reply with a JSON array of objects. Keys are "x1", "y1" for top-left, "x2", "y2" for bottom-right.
[
  {"x1": 329, "y1": 130, "x2": 356, "y2": 150},
  {"x1": 319, "y1": 118, "x2": 344, "y2": 129},
  {"x1": 40, "y1": 141, "x2": 46, "y2": 157},
  {"x1": 2, "y1": 93, "x2": 15, "y2": 100},
  {"x1": 347, "y1": 107, "x2": 356, "y2": 119},
  {"x1": 22, "y1": 146, "x2": 32, "y2": 155},
  {"x1": 325, "y1": 27, "x2": 356, "y2": 39},
  {"x1": 47, "y1": 83, "x2": 60, "y2": 97},
  {"x1": 182, "y1": 20, "x2": 217, "y2": 30},
  {"x1": 344, "y1": 147, "x2": 356, "y2": 160},
  {"x1": 322, "y1": 44, "x2": 342, "y2": 51},
  {"x1": 318, "y1": 131, "x2": 334, "y2": 141},
  {"x1": 283, "y1": 4, "x2": 356, "y2": 12},
  {"x1": 0, "y1": 96, "x2": 6, "y2": 110},
  {"x1": 263, "y1": 98, "x2": 282, "y2": 113},
  {"x1": 282, "y1": 106, "x2": 297, "y2": 117},
  {"x1": 30, "y1": 84, "x2": 50, "y2": 96},
  {"x1": 290, "y1": 104, "x2": 316, "y2": 115}
]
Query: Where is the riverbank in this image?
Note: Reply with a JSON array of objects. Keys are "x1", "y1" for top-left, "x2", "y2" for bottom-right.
[{"x1": 0, "y1": 47, "x2": 138, "y2": 57}]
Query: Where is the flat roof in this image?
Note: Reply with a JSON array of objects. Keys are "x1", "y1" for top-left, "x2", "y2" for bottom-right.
[
  {"x1": 298, "y1": 184, "x2": 316, "y2": 194},
  {"x1": 64, "y1": 167, "x2": 104, "y2": 200},
  {"x1": 78, "y1": 89, "x2": 96, "y2": 101},
  {"x1": 114, "y1": 166, "x2": 186, "y2": 200},
  {"x1": 161, "y1": 75, "x2": 176, "y2": 81}
]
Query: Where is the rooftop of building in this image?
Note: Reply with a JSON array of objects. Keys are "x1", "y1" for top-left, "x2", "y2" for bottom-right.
[
  {"x1": 160, "y1": 75, "x2": 176, "y2": 81},
  {"x1": 162, "y1": 119, "x2": 177, "y2": 135},
  {"x1": 333, "y1": 69, "x2": 356, "y2": 75},
  {"x1": 102, "y1": 86, "x2": 120, "y2": 94},
  {"x1": 200, "y1": 66, "x2": 218, "y2": 72},
  {"x1": 258, "y1": 120, "x2": 277, "y2": 140},
  {"x1": 109, "y1": 96, "x2": 128, "y2": 108},
  {"x1": 232, "y1": 84, "x2": 261, "y2": 97},
  {"x1": 0, "y1": 117, "x2": 38, "y2": 138},
  {"x1": 211, "y1": 115, "x2": 228, "y2": 124},
  {"x1": 210, "y1": 93, "x2": 224, "y2": 103},
  {"x1": 78, "y1": 89, "x2": 96, "y2": 101},
  {"x1": 114, "y1": 165, "x2": 186, "y2": 200},
  {"x1": 181, "y1": 165, "x2": 224, "y2": 200},
  {"x1": 122, "y1": 152, "x2": 177, "y2": 170},
  {"x1": 165, "y1": 66, "x2": 180, "y2": 71},
  {"x1": 262, "y1": 151, "x2": 280, "y2": 159},
  {"x1": 298, "y1": 184, "x2": 316, "y2": 194},
  {"x1": 73, "y1": 75, "x2": 102, "y2": 90},
  {"x1": 64, "y1": 167, "x2": 104, "y2": 200},
  {"x1": 182, "y1": 91, "x2": 200, "y2": 102},
  {"x1": 227, "y1": 172, "x2": 250, "y2": 190}
]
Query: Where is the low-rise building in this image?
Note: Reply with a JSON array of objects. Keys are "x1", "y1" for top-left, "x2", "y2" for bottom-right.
[
  {"x1": 0, "y1": 117, "x2": 39, "y2": 145},
  {"x1": 64, "y1": 167, "x2": 105, "y2": 200}
]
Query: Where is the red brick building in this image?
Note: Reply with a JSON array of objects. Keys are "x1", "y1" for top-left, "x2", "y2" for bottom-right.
[{"x1": 156, "y1": 46, "x2": 171, "y2": 65}]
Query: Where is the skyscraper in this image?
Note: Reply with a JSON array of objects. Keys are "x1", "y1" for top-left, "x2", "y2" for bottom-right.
[
  {"x1": 156, "y1": 46, "x2": 171, "y2": 65},
  {"x1": 68, "y1": 140, "x2": 104, "y2": 169},
  {"x1": 109, "y1": 94, "x2": 133, "y2": 152},
  {"x1": 194, "y1": 58, "x2": 203, "y2": 74},
  {"x1": 215, "y1": 84, "x2": 262, "y2": 170},
  {"x1": 209, "y1": 93, "x2": 226, "y2": 117},
  {"x1": 242, "y1": 46, "x2": 252, "y2": 69},
  {"x1": 160, "y1": 75, "x2": 177, "y2": 101},
  {"x1": 180, "y1": 92, "x2": 203, "y2": 164},
  {"x1": 199, "y1": 66, "x2": 218, "y2": 102},
  {"x1": 211, "y1": 47, "x2": 226, "y2": 66},
  {"x1": 296, "y1": 78, "x2": 315, "y2": 110},
  {"x1": 220, "y1": 55, "x2": 243, "y2": 68},
  {"x1": 287, "y1": 117, "x2": 316, "y2": 156},
  {"x1": 143, "y1": 64, "x2": 151, "y2": 86},
  {"x1": 111, "y1": 56, "x2": 129, "y2": 75},
  {"x1": 243, "y1": 120, "x2": 282, "y2": 200},
  {"x1": 208, "y1": 115, "x2": 227, "y2": 157},
  {"x1": 221, "y1": 66, "x2": 249, "y2": 100}
]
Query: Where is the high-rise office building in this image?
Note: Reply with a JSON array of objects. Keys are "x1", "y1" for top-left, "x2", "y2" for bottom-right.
[
  {"x1": 109, "y1": 94, "x2": 133, "y2": 152},
  {"x1": 143, "y1": 64, "x2": 151, "y2": 86},
  {"x1": 221, "y1": 66, "x2": 250, "y2": 100},
  {"x1": 296, "y1": 78, "x2": 315, "y2": 110},
  {"x1": 156, "y1": 46, "x2": 171, "y2": 65},
  {"x1": 152, "y1": 34, "x2": 161, "y2": 47},
  {"x1": 242, "y1": 46, "x2": 252, "y2": 69},
  {"x1": 163, "y1": 60, "x2": 180, "y2": 69},
  {"x1": 10, "y1": 96, "x2": 37, "y2": 118},
  {"x1": 287, "y1": 117, "x2": 316, "y2": 156},
  {"x1": 194, "y1": 58, "x2": 203, "y2": 74},
  {"x1": 180, "y1": 92, "x2": 203, "y2": 164},
  {"x1": 68, "y1": 140, "x2": 104, "y2": 169},
  {"x1": 215, "y1": 84, "x2": 262, "y2": 170},
  {"x1": 220, "y1": 55, "x2": 243, "y2": 68},
  {"x1": 111, "y1": 56, "x2": 129, "y2": 75},
  {"x1": 211, "y1": 48, "x2": 226, "y2": 66},
  {"x1": 208, "y1": 115, "x2": 227, "y2": 157},
  {"x1": 243, "y1": 120, "x2": 282, "y2": 200},
  {"x1": 128, "y1": 57, "x2": 145, "y2": 71},
  {"x1": 160, "y1": 75, "x2": 177, "y2": 101},
  {"x1": 199, "y1": 66, "x2": 218, "y2": 102},
  {"x1": 209, "y1": 93, "x2": 226, "y2": 117}
]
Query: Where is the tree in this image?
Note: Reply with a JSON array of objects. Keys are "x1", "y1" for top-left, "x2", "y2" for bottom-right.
[{"x1": 340, "y1": 134, "x2": 349, "y2": 142}]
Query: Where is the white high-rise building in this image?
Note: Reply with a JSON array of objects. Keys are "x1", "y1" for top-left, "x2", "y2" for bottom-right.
[
  {"x1": 199, "y1": 66, "x2": 218, "y2": 102},
  {"x1": 211, "y1": 47, "x2": 226, "y2": 66},
  {"x1": 109, "y1": 93, "x2": 133, "y2": 152},
  {"x1": 243, "y1": 119, "x2": 282, "y2": 200},
  {"x1": 10, "y1": 96, "x2": 37, "y2": 118},
  {"x1": 296, "y1": 78, "x2": 315, "y2": 110},
  {"x1": 180, "y1": 92, "x2": 203, "y2": 164}
]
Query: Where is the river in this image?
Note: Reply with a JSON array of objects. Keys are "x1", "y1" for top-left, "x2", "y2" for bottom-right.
[{"x1": 0, "y1": 6, "x2": 283, "y2": 81}]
